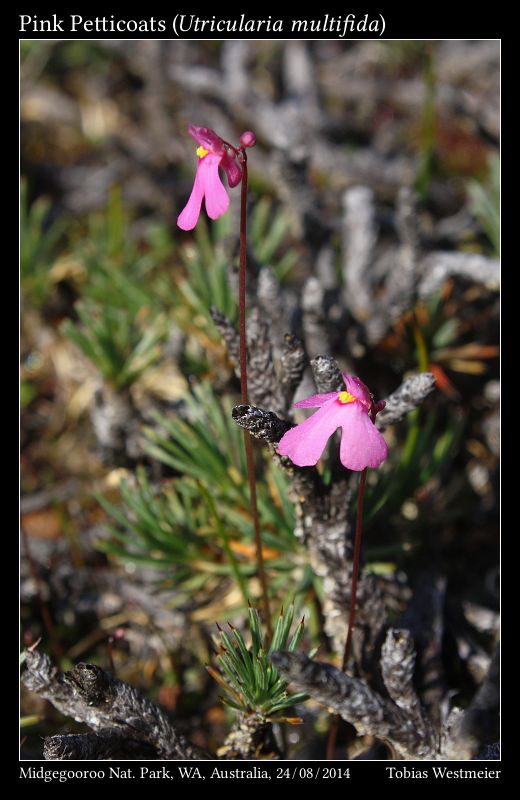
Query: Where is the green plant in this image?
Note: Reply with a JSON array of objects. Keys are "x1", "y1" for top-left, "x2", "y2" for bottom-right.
[
  {"x1": 250, "y1": 198, "x2": 299, "y2": 282},
  {"x1": 61, "y1": 300, "x2": 166, "y2": 390},
  {"x1": 75, "y1": 186, "x2": 174, "y2": 315},
  {"x1": 414, "y1": 46, "x2": 437, "y2": 201},
  {"x1": 20, "y1": 180, "x2": 66, "y2": 306},
  {"x1": 468, "y1": 155, "x2": 500, "y2": 256},
  {"x1": 208, "y1": 604, "x2": 308, "y2": 718},
  {"x1": 364, "y1": 408, "x2": 464, "y2": 525},
  {"x1": 143, "y1": 382, "x2": 297, "y2": 556},
  {"x1": 98, "y1": 467, "x2": 253, "y2": 599},
  {"x1": 171, "y1": 216, "x2": 238, "y2": 332},
  {"x1": 98, "y1": 383, "x2": 309, "y2": 612}
]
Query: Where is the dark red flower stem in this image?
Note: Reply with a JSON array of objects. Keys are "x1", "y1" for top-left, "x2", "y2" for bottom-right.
[
  {"x1": 341, "y1": 467, "x2": 367, "y2": 672},
  {"x1": 238, "y1": 149, "x2": 272, "y2": 640},
  {"x1": 325, "y1": 466, "x2": 367, "y2": 759}
]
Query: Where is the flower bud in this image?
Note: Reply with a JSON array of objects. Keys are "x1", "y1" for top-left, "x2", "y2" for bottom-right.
[{"x1": 240, "y1": 130, "x2": 257, "y2": 148}]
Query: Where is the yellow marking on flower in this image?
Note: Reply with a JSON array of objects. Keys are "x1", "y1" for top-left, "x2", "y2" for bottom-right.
[
  {"x1": 338, "y1": 391, "x2": 356, "y2": 404},
  {"x1": 196, "y1": 146, "x2": 209, "y2": 158}
]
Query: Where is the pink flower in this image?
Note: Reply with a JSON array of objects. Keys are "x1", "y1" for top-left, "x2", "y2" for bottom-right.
[
  {"x1": 177, "y1": 125, "x2": 242, "y2": 231},
  {"x1": 277, "y1": 375, "x2": 389, "y2": 471}
]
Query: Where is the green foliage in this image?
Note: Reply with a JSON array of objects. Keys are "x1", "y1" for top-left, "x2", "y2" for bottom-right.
[
  {"x1": 171, "y1": 215, "x2": 238, "y2": 333},
  {"x1": 21, "y1": 41, "x2": 115, "y2": 87},
  {"x1": 98, "y1": 382, "x2": 302, "y2": 610},
  {"x1": 250, "y1": 198, "x2": 299, "y2": 282},
  {"x1": 414, "y1": 47, "x2": 437, "y2": 201},
  {"x1": 209, "y1": 604, "x2": 308, "y2": 718},
  {"x1": 74, "y1": 186, "x2": 174, "y2": 315},
  {"x1": 61, "y1": 301, "x2": 166, "y2": 390},
  {"x1": 423, "y1": 289, "x2": 463, "y2": 359},
  {"x1": 364, "y1": 408, "x2": 464, "y2": 525},
  {"x1": 468, "y1": 155, "x2": 500, "y2": 256},
  {"x1": 143, "y1": 381, "x2": 296, "y2": 556},
  {"x1": 21, "y1": 181, "x2": 176, "y2": 327},
  {"x1": 20, "y1": 180, "x2": 66, "y2": 306},
  {"x1": 98, "y1": 466, "x2": 254, "y2": 593}
]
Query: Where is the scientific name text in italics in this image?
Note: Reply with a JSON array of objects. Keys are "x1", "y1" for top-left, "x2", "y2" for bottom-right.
[{"x1": 19, "y1": 13, "x2": 386, "y2": 37}]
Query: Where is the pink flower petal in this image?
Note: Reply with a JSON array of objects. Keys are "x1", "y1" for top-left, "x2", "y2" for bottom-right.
[
  {"x1": 188, "y1": 125, "x2": 224, "y2": 155},
  {"x1": 339, "y1": 402, "x2": 388, "y2": 470},
  {"x1": 278, "y1": 398, "x2": 345, "y2": 466},
  {"x1": 293, "y1": 392, "x2": 338, "y2": 409},
  {"x1": 343, "y1": 374, "x2": 372, "y2": 407},
  {"x1": 177, "y1": 158, "x2": 207, "y2": 231},
  {"x1": 201, "y1": 154, "x2": 229, "y2": 220},
  {"x1": 220, "y1": 151, "x2": 242, "y2": 188}
]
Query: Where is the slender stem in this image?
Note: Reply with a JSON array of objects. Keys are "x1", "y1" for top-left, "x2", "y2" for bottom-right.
[
  {"x1": 238, "y1": 153, "x2": 249, "y2": 405},
  {"x1": 238, "y1": 151, "x2": 272, "y2": 639},
  {"x1": 341, "y1": 468, "x2": 367, "y2": 671},
  {"x1": 326, "y1": 468, "x2": 368, "y2": 760}
]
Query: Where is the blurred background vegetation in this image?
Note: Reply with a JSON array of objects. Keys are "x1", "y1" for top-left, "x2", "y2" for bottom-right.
[{"x1": 20, "y1": 40, "x2": 499, "y2": 758}]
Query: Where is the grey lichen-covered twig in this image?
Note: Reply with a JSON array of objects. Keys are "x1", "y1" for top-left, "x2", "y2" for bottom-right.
[
  {"x1": 273, "y1": 638, "x2": 499, "y2": 761},
  {"x1": 301, "y1": 278, "x2": 330, "y2": 359},
  {"x1": 91, "y1": 383, "x2": 144, "y2": 466},
  {"x1": 385, "y1": 186, "x2": 421, "y2": 321},
  {"x1": 219, "y1": 714, "x2": 281, "y2": 760},
  {"x1": 256, "y1": 267, "x2": 294, "y2": 359},
  {"x1": 210, "y1": 306, "x2": 241, "y2": 369},
  {"x1": 43, "y1": 730, "x2": 158, "y2": 760},
  {"x1": 340, "y1": 185, "x2": 421, "y2": 345},
  {"x1": 232, "y1": 405, "x2": 291, "y2": 442},
  {"x1": 341, "y1": 186, "x2": 378, "y2": 327},
  {"x1": 442, "y1": 644, "x2": 500, "y2": 760},
  {"x1": 246, "y1": 308, "x2": 285, "y2": 416},
  {"x1": 376, "y1": 373, "x2": 436, "y2": 431},
  {"x1": 310, "y1": 354, "x2": 346, "y2": 394},
  {"x1": 279, "y1": 334, "x2": 307, "y2": 409},
  {"x1": 22, "y1": 650, "x2": 210, "y2": 760},
  {"x1": 418, "y1": 252, "x2": 500, "y2": 298},
  {"x1": 402, "y1": 572, "x2": 447, "y2": 724},
  {"x1": 381, "y1": 628, "x2": 434, "y2": 740},
  {"x1": 272, "y1": 649, "x2": 439, "y2": 759},
  {"x1": 210, "y1": 306, "x2": 285, "y2": 416},
  {"x1": 340, "y1": 182, "x2": 499, "y2": 347}
]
